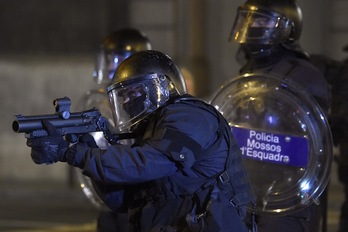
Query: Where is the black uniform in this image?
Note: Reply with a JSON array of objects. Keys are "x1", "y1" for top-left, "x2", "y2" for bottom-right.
[{"x1": 66, "y1": 96, "x2": 254, "y2": 231}]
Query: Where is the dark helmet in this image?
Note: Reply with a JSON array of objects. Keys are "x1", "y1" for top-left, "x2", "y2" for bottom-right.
[
  {"x1": 93, "y1": 28, "x2": 152, "y2": 84},
  {"x1": 230, "y1": 0, "x2": 302, "y2": 45},
  {"x1": 107, "y1": 50, "x2": 187, "y2": 132}
]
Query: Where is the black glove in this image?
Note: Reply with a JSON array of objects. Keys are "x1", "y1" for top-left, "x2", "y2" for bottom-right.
[
  {"x1": 78, "y1": 133, "x2": 98, "y2": 148},
  {"x1": 26, "y1": 120, "x2": 69, "y2": 164}
]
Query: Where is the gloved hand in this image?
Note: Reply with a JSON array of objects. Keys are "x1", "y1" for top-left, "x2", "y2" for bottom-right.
[
  {"x1": 26, "y1": 120, "x2": 69, "y2": 164},
  {"x1": 78, "y1": 133, "x2": 98, "y2": 148}
]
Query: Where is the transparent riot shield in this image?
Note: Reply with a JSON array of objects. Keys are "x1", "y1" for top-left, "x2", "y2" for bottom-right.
[
  {"x1": 74, "y1": 88, "x2": 112, "y2": 210},
  {"x1": 209, "y1": 73, "x2": 333, "y2": 216},
  {"x1": 74, "y1": 88, "x2": 134, "y2": 210}
]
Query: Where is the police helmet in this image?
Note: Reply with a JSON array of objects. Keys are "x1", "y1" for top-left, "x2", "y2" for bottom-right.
[
  {"x1": 93, "y1": 28, "x2": 152, "y2": 84},
  {"x1": 107, "y1": 50, "x2": 187, "y2": 132},
  {"x1": 230, "y1": 0, "x2": 302, "y2": 45}
]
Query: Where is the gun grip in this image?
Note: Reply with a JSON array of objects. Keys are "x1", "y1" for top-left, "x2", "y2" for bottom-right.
[{"x1": 65, "y1": 134, "x2": 78, "y2": 143}]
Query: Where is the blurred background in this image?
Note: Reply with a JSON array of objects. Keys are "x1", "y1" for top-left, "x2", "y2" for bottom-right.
[{"x1": 0, "y1": 0, "x2": 346, "y2": 231}]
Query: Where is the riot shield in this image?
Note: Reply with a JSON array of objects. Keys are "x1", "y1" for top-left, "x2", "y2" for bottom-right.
[
  {"x1": 209, "y1": 73, "x2": 333, "y2": 216},
  {"x1": 74, "y1": 88, "x2": 134, "y2": 210},
  {"x1": 74, "y1": 88, "x2": 112, "y2": 210}
]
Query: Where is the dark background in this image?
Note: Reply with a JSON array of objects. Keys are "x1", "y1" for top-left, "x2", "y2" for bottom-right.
[{"x1": 0, "y1": 1, "x2": 129, "y2": 55}]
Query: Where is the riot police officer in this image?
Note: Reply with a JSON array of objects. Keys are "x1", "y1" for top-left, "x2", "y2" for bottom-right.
[
  {"x1": 26, "y1": 50, "x2": 255, "y2": 231},
  {"x1": 76, "y1": 28, "x2": 152, "y2": 232},
  {"x1": 230, "y1": 0, "x2": 331, "y2": 231}
]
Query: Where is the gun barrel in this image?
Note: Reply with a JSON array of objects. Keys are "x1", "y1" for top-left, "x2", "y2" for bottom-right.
[{"x1": 12, "y1": 110, "x2": 102, "y2": 134}]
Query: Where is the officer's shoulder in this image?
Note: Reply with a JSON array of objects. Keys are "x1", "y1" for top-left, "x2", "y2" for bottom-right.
[
  {"x1": 286, "y1": 54, "x2": 325, "y2": 73},
  {"x1": 162, "y1": 97, "x2": 214, "y2": 115}
]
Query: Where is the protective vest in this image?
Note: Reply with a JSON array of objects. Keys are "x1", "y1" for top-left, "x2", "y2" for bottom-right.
[
  {"x1": 127, "y1": 95, "x2": 255, "y2": 231},
  {"x1": 169, "y1": 97, "x2": 255, "y2": 208}
]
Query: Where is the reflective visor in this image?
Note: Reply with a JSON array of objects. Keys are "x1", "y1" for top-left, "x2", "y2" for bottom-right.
[
  {"x1": 108, "y1": 74, "x2": 170, "y2": 132},
  {"x1": 230, "y1": 10, "x2": 291, "y2": 44}
]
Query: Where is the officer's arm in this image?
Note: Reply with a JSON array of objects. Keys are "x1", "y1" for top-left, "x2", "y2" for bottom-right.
[
  {"x1": 65, "y1": 104, "x2": 215, "y2": 184},
  {"x1": 66, "y1": 142, "x2": 179, "y2": 184}
]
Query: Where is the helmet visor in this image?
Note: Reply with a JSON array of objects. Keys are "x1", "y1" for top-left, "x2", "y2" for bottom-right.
[
  {"x1": 230, "y1": 10, "x2": 291, "y2": 44},
  {"x1": 93, "y1": 48, "x2": 132, "y2": 84},
  {"x1": 108, "y1": 74, "x2": 170, "y2": 132}
]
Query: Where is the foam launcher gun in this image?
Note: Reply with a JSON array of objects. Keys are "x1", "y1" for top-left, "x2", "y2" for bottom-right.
[{"x1": 12, "y1": 97, "x2": 127, "y2": 144}]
